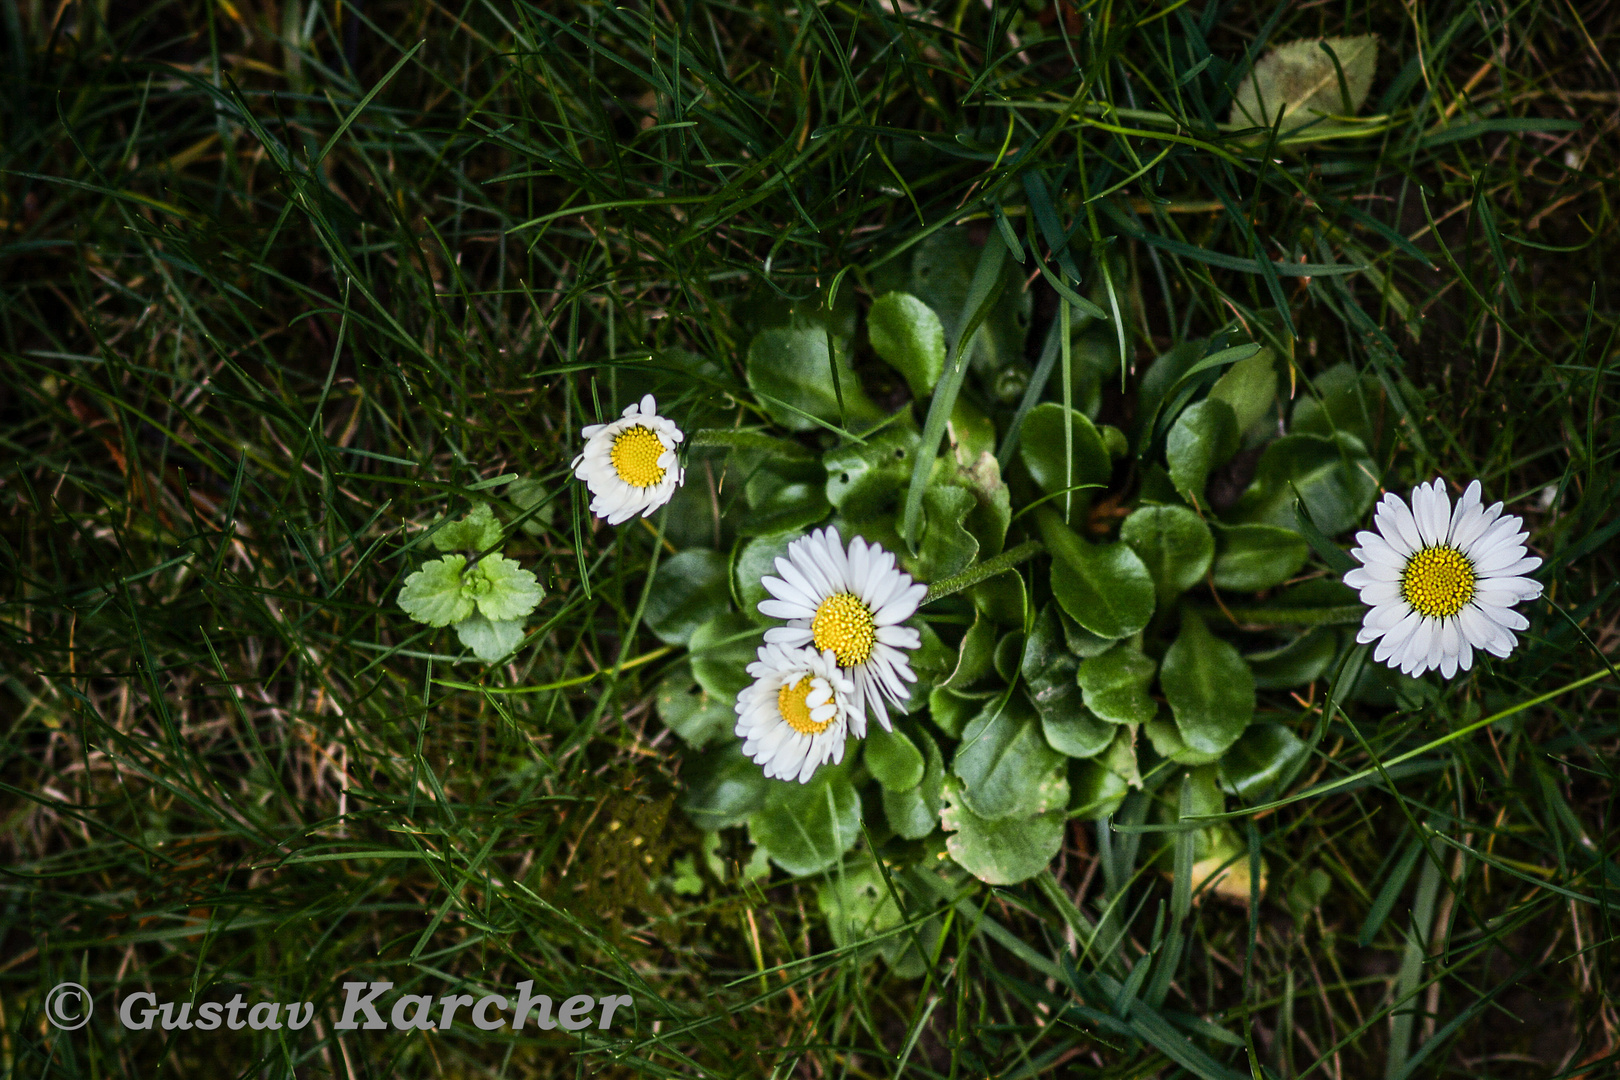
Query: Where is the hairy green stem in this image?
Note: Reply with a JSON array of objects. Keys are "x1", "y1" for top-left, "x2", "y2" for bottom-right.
[
  {"x1": 922, "y1": 540, "x2": 1044, "y2": 605},
  {"x1": 1191, "y1": 604, "x2": 1365, "y2": 627},
  {"x1": 689, "y1": 428, "x2": 815, "y2": 459}
]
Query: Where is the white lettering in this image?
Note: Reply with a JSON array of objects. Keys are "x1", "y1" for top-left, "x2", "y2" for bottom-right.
[
  {"x1": 248, "y1": 1002, "x2": 282, "y2": 1030},
  {"x1": 112, "y1": 984, "x2": 631, "y2": 1037},
  {"x1": 510, "y1": 981, "x2": 556, "y2": 1030},
  {"x1": 598, "y1": 994, "x2": 633, "y2": 1029},
  {"x1": 558, "y1": 995, "x2": 594, "y2": 1031},
  {"x1": 472, "y1": 995, "x2": 508, "y2": 1031},
  {"x1": 159, "y1": 1002, "x2": 193, "y2": 1030},
  {"x1": 438, "y1": 994, "x2": 475, "y2": 1030},
  {"x1": 335, "y1": 982, "x2": 393, "y2": 1030},
  {"x1": 120, "y1": 992, "x2": 158, "y2": 1030},
  {"x1": 391, "y1": 995, "x2": 435, "y2": 1031}
]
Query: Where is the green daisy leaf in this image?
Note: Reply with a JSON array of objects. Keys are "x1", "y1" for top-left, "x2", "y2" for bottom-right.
[
  {"x1": 470, "y1": 554, "x2": 544, "y2": 621},
  {"x1": 454, "y1": 612, "x2": 527, "y2": 662},
  {"x1": 398, "y1": 555, "x2": 475, "y2": 627},
  {"x1": 430, "y1": 502, "x2": 503, "y2": 552}
]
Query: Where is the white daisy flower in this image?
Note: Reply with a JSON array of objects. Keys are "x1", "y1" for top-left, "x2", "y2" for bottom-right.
[
  {"x1": 1345, "y1": 479, "x2": 1543, "y2": 679},
  {"x1": 571, "y1": 393, "x2": 685, "y2": 525},
  {"x1": 757, "y1": 527, "x2": 927, "y2": 735},
  {"x1": 734, "y1": 643, "x2": 858, "y2": 783}
]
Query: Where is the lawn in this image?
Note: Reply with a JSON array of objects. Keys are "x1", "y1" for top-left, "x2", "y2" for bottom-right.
[{"x1": 1, "y1": 1, "x2": 1617, "y2": 1078}]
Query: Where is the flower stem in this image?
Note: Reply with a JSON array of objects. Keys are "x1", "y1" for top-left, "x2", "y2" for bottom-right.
[
  {"x1": 1190, "y1": 604, "x2": 1366, "y2": 627},
  {"x1": 923, "y1": 540, "x2": 1045, "y2": 605},
  {"x1": 689, "y1": 428, "x2": 815, "y2": 459}
]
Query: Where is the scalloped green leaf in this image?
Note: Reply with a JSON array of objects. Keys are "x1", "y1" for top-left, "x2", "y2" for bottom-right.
[
  {"x1": 1292, "y1": 361, "x2": 1409, "y2": 460},
  {"x1": 430, "y1": 502, "x2": 504, "y2": 552},
  {"x1": 882, "y1": 729, "x2": 946, "y2": 841},
  {"x1": 865, "y1": 724, "x2": 926, "y2": 792},
  {"x1": 688, "y1": 612, "x2": 760, "y2": 705},
  {"x1": 1077, "y1": 643, "x2": 1159, "y2": 726},
  {"x1": 644, "y1": 549, "x2": 732, "y2": 646},
  {"x1": 949, "y1": 396, "x2": 997, "y2": 465},
  {"x1": 1069, "y1": 758, "x2": 1129, "y2": 820},
  {"x1": 1247, "y1": 628, "x2": 1340, "y2": 689},
  {"x1": 1017, "y1": 402, "x2": 1112, "y2": 499},
  {"x1": 1218, "y1": 722, "x2": 1308, "y2": 799},
  {"x1": 1144, "y1": 715, "x2": 1223, "y2": 766},
  {"x1": 1020, "y1": 605, "x2": 1113, "y2": 758},
  {"x1": 1038, "y1": 509, "x2": 1156, "y2": 640},
  {"x1": 1208, "y1": 347, "x2": 1280, "y2": 435},
  {"x1": 746, "y1": 325, "x2": 882, "y2": 432},
  {"x1": 824, "y1": 424, "x2": 919, "y2": 520},
  {"x1": 1161, "y1": 611, "x2": 1256, "y2": 757},
  {"x1": 869, "y1": 291, "x2": 946, "y2": 397},
  {"x1": 928, "y1": 686, "x2": 980, "y2": 739},
  {"x1": 970, "y1": 571, "x2": 1027, "y2": 627},
  {"x1": 1100, "y1": 725, "x2": 1142, "y2": 789},
  {"x1": 1039, "y1": 701, "x2": 1115, "y2": 759},
  {"x1": 947, "y1": 452, "x2": 1010, "y2": 559},
  {"x1": 1119, "y1": 504, "x2": 1214, "y2": 602},
  {"x1": 916, "y1": 484, "x2": 979, "y2": 582},
  {"x1": 657, "y1": 659, "x2": 736, "y2": 750},
  {"x1": 1212, "y1": 523, "x2": 1311, "y2": 591},
  {"x1": 469, "y1": 554, "x2": 543, "y2": 621},
  {"x1": 1230, "y1": 432, "x2": 1378, "y2": 537},
  {"x1": 874, "y1": 226, "x2": 1030, "y2": 378},
  {"x1": 940, "y1": 774, "x2": 1066, "y2": 885},
  {"x1": 816, "y1": 857, "x2": 935, "y2": 975},
  {"x1": 748, "y1": 760, "x2": 862, "y2": 876},
  {"x1": 941, "y1": 611, "x2": 996, "y2": 691},
  {"x1": 899, "y1": 620, "x2": 954, "y2": 715},
  {"x1": 736, "y1": 532, "x2": 799, "y2": 623},
  {"x1": 1166, "y1": 398, "x2": 1239, "y2": 507},
  {"x1": 1230, "y1": 35, "x2": 1378, "y2": 131},
  {"x1": 681, "y1": 741, "x2": 771, "y2": 830},
  {"x1": 398, "y1": 555, "x2": 475, "y2": 627},
  {"x1": 453, "y1": 612, "x2": 525, "y2": 661},
  {"x1": 953, "y1": 695, "x2": 1066, "y2": 821},
  {"x1": 993, "y1": 630, "x2": 1024, "y2": 683}
]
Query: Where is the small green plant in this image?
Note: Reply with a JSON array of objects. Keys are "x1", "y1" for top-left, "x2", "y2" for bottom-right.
[
  {"x1": 397, "y1": 503, "x2": 544, "y2": 662},
  {"x1": 630, "y1": 222, "x2": 1542, "y2": 956}
]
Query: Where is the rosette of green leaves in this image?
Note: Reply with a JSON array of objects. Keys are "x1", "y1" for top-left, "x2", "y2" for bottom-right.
[
  {"x1": 397, "y1": 503, "x2": 544, "y2": 662},
  {"x1": 674, "y1": 242, "x2": 1427, "y2": 906}
]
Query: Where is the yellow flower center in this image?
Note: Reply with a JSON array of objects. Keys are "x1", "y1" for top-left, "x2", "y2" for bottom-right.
[
  {"x1": 1401, "y1": 544, "x2": 1476, "y2": 618},
  {"x1": 777, "y1": 677, "x2": 831, "y2": 736},
  {"x1": 811, "y1": 592, "x2": 876, "y2": 667},
  {"x1": 609, "y1": 425, "x2": 666, "y2": 488}
]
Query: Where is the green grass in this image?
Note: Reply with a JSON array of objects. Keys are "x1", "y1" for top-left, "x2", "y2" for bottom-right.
[{"x1": 2, "y1": 0, "x2": 1617, "y2": 1077}]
